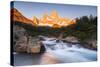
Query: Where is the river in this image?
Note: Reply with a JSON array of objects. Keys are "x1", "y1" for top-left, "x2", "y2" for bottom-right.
[{"x1": 14, "y1": 36, "x2": 97, "y2": 66}]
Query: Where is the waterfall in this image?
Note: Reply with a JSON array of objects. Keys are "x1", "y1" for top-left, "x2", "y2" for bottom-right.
[{"x1": 41, "y1": 36, "x2": 97, "y2": 63}]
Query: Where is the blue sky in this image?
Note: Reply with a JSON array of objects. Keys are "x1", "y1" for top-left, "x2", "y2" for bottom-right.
[{"x1": 11, "y1": 1, "x2": 97, "y2": 20}]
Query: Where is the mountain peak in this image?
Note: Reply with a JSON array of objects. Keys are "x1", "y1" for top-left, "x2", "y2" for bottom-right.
[
  {"x1": 51, "y1": 10, "x2": 59, "y2": 19},
  {"x1": 11, "y1": 8, "x2": 76, "y2": 28},
  {"x1": 36, "y1": 11, "x2": 76, "y2": 27},
  {"x1": 33, "y1": 16, "x2": 39, "y2": 25}
]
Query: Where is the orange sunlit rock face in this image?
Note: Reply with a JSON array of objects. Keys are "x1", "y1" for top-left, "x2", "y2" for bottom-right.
[
  {"x1": 34, "y1": 11, "x2": 76, "y2": 28},
  {"x1": 11, "y1": 8, "x2": 76, "y2": 28},
  {"x1": 11, "y1": 8, "x2": 34, "y2": 25}
]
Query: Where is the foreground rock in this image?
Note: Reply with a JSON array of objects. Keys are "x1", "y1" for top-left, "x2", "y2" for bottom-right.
[
  {"x1": 27, "y1": 36, "x2": 41, "y2": 53},
  {"x1": 14, "y1": 36, "x2": 41, "y2": 53},
  {"x1": 13, "y1": 25, "x2": 42, "y2": 53}
]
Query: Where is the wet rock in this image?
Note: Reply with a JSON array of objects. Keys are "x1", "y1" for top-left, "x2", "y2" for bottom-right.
[
  {"x1": 83, "y1": 39, "x2": 97, "y2": 50},
  {"x1": 39, "y1": 42, "x2": 46, "y2": 54},
  {"x1": 15, "y1": 43, "x2": 27, "y2": 52},
  {"x1": 64, "y1": 36, "x2": 79, "y2": 43},
  {"x1": 13, "y1": 25, "x2": 42, "y2": 53},
  {"x1": 13, "y1": 25, "x2": 28, "y2": 52},
  {"x1": 27, "y1": 36, "x2": 41, "y2": 53},
  {"x1": 14, "y1": 35, "x2": 28, "y2": 52}
]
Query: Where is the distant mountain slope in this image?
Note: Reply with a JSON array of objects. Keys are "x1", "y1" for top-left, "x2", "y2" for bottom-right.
[{"x1": 11, "y1": 8, "x2": 35, "y2": 25}]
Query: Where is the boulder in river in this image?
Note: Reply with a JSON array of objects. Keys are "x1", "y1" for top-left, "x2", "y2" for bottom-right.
[
  {"x1": 27, "y1": 36, "x2": 41, "y2": 53},
  {"x1": 83, "y1": 39, "x2": 97, "y2": 50},
  {"x1": 63, "y1": 36, "x2": 79, "y2": 43}
]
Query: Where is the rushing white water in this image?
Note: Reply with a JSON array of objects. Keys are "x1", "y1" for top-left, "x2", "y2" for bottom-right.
[{"x1": 41, "y1": 36, "x2": 97, "y2": 63}]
